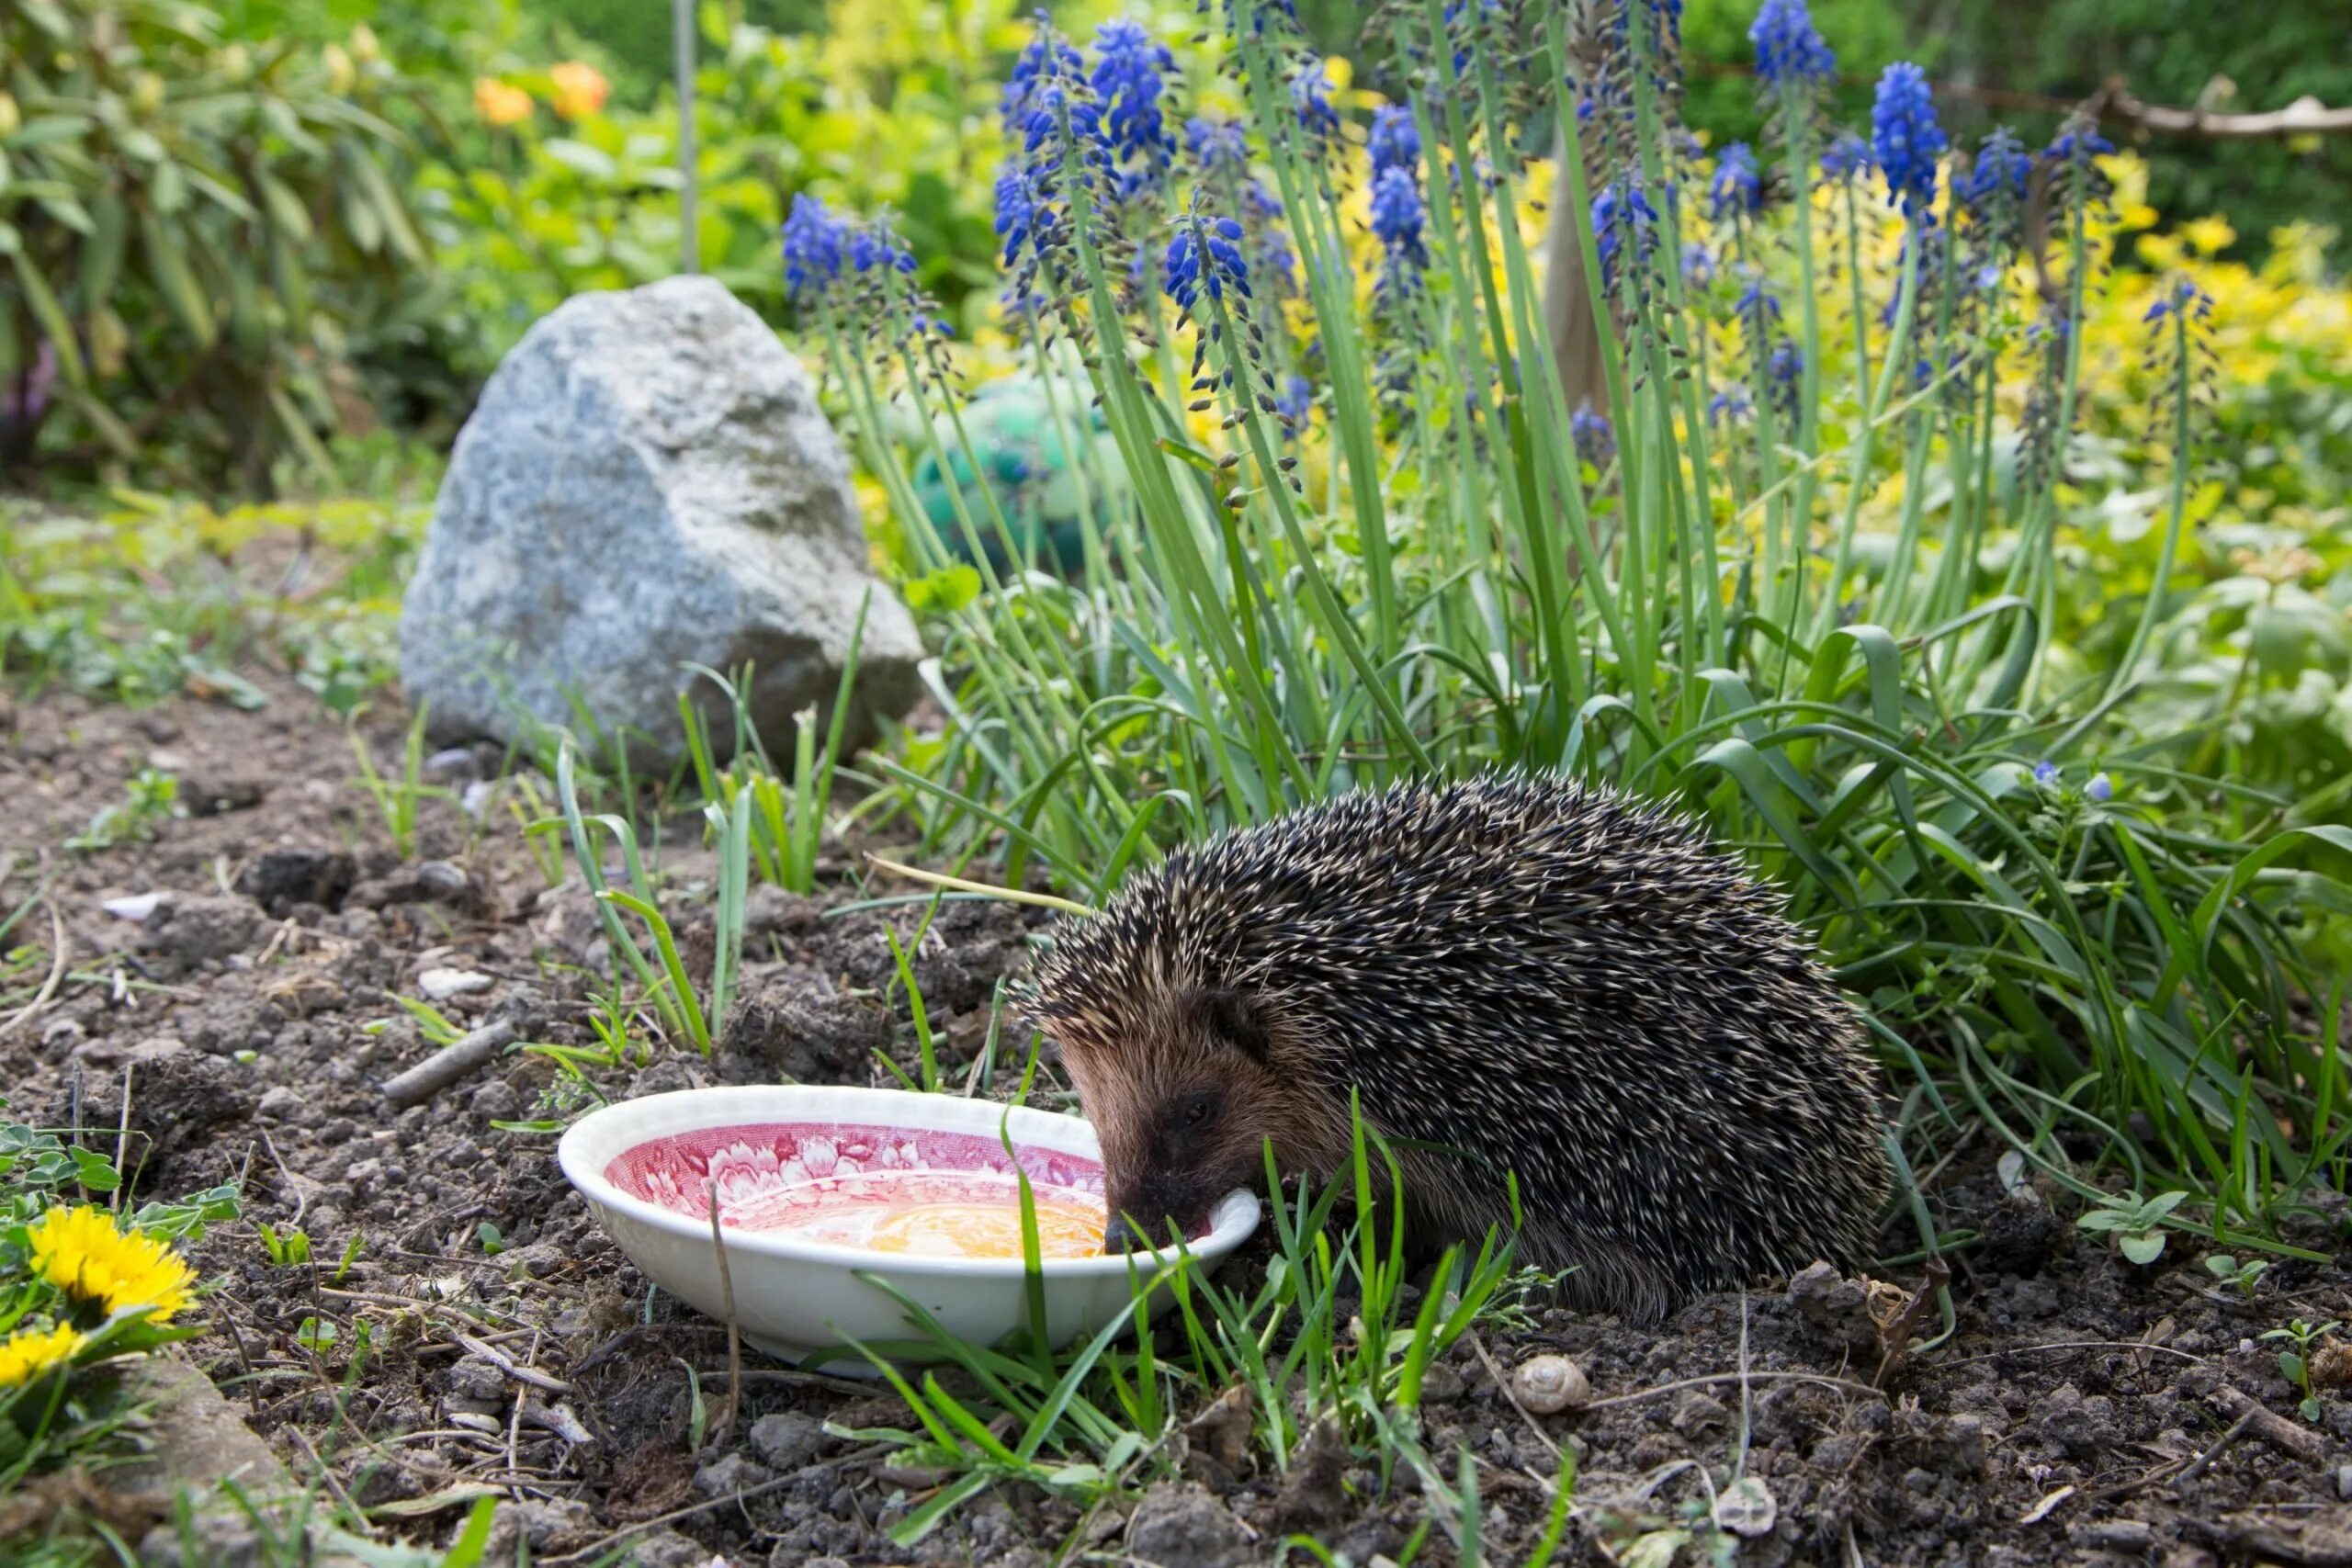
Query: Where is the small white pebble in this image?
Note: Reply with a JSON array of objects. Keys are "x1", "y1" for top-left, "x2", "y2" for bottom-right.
[
  {"x1": 1510, "y1": 1353, "x2": 1590, "y2": 1415},
  {"x1": 102, "y1": 893, "x2": 164, "y2": 922},
  {"x1": 419, "y1": 966, "x2": 494, "y2": 1001}
]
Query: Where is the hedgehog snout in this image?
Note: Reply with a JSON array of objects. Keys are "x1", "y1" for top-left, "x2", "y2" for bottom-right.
[{"x1": 1102, "y1": 1213, "x2": 1148, "y2": 1255}]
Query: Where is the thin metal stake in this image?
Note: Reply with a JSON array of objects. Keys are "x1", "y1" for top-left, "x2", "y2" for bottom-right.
[{"x1": 673, "y1": 0, "x2": 699, "y2": 273}]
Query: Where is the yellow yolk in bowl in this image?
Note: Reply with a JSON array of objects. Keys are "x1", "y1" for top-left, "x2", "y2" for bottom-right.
[
  {"x1": 765, "y1": 1173, "x2": 1111, "y2": 1260},
  {"x1": 863, "y1": 1195, "x2": 1104, "y2": 1259}
]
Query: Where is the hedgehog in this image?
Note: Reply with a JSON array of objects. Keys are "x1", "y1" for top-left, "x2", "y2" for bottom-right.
[{"x1": 1022, "y1": 772, "x2": 1893, "y2": 1321}]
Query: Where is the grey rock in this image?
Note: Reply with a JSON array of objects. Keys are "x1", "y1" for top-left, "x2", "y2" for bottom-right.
[
  {"x1": 141, "y1": 894, "x2": 264, "y2": 967},
  {"x1": 693, "y1": 1450, "x2": 772, "y2": 1498},
  {"x1": 749, "y1": 1409, "x2": 831, "y2": 1472},
  {"x1": 620, "y1": 1529, "x2": 720, "y2": 1568},
  {"x1": 397, "y1": 274, "x2": 922, "y2": 766},
  {"x1": 235, "y1": 848, "x2": 356, "y2": 917}
]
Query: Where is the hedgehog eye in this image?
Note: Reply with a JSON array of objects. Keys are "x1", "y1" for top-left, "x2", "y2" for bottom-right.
[{"x1": 1178, "y1": 1091, "x2": 1217, "y2": 1129}]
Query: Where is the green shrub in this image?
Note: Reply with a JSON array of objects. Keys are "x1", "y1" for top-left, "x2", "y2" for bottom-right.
[
  {"x1": 424, "y1": 0, "x2": 1033, "y2": 367},
  {"x1": 0, "y1": 0, "x2": 444, "y2": 492}
]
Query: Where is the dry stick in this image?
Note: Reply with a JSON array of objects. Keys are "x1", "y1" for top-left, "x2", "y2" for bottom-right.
[
  {"x1": 707, "y1": 1180, "x2": 741, "y2": 1444},
  {"x1": 379, "y1": 1019, "x2": 519, "y2": 1109},
  {"x1": 864, "y1": 853, "x2": 1096, "y2": 917},
  {"x1": 286, "y1": 1424, "x2": 366, "y2": 1523},
  {"x1": 1937, "y1": 1338, "x2": 2207, "y2": 1369},
  {"x1": 1467, "y1": 1331, "x2": 1561, "y2": 1461},
  {"x1": 1582, "y1": 1370, "x2": 1884, "y2": 1411},
  {"x1": 256, "y1": 1128, "x2": 310, "y2": 1231},
  {"x1": 2208, "y1": 1382, "x2": 2330, "y2": 1463},
  {"x1": 1872, "y1": 1257, "x2": 1951, "y2": 1389},
  {"x1": 0, "y1": 900, "x2": 66, "y2": 1040},
  {"x1": 2169, "y1": 1409, "x2": 2258, "y2": 1492},
  {"x1": 109, "y1": 1061, "x2": 136, "y2": 1214},
  {"x1": 451, "y1": 1328, "x2": 572, "y2": 1395}
]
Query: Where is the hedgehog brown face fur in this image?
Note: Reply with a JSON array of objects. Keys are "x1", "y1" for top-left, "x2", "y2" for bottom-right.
[
  {"x1": 1043, "y1": 982, "x2": 1352, "y2": 1252},
  {"x1": 1023, "y1": 772, "x2": 1895, "y2": 1322}
]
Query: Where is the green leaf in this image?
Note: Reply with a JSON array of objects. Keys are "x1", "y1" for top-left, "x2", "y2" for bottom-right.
[
  {"x1": 8, "y1": 250, "x2": 88, "y2": 385},
  {"x1": 542, "y1": 138, "x2": 618, "y2": 181},
  {"x1": 435, "y1": 1495, "x2": 501, "y2": 1568},
  {"x1": 79, "y1": 191, "x2": 127, "y2": 309},
  {"x1": 70, "y1": 1146, "x2": 120, "y2": 1190},
  {"x1": 257, "y1": 173, "x2": 311, "y2": 242},
  {"x1": 150, "y1": 158, "x2": 188, "y2": 213},
  {"x1": 139, "y1": 209, "x2": 216, "y2": 345},
  {"x1": 2120, "y1": 1233, "x2": 2165, "y2": 1266},
  {"x1": 17, "y1": 0, "x2": 70, "y2": 40}
]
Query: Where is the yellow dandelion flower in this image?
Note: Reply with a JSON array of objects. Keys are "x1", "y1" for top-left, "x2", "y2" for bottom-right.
[
  {"x1": 0, "y1": 1323, "x2": 86, "y2": 1387},
  {"x1": 473, "y1": 77, "x2": 533, "y2": 128},
  {"x1": 26, "y1": 1205, "x2": 198, "y2": 1324}
]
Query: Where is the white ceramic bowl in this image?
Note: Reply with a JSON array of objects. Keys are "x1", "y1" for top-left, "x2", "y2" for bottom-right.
[{"x1": 557, "y1": 1085, "x2": 1258, "y2": 1375}]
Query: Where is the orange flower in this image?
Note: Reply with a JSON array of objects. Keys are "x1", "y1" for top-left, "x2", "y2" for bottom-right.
[
  {"x1": 549, "y1": 62, "x2": 608, "y2": 121},
  {"x1": 473, "y1": 76, "x2": 533, "y2": 128}
]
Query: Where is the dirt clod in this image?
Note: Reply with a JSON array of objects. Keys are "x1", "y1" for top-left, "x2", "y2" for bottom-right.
[{"x1": 1127, "y1": 1483, "x2": 1254, "y2": 1568}]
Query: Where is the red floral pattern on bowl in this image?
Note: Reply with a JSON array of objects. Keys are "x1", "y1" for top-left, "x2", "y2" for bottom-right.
[{"x1": 605, "y1": 1121, "x2": 1110, "y2": 1235}]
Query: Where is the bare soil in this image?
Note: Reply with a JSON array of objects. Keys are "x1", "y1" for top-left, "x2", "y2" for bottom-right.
[{"x1": 3, "y1": 673, "x2": 2348, "y2": 1567}]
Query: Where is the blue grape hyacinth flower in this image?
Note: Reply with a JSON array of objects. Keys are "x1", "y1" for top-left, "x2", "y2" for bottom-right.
[
  {"x1": 1960, "y1": 128, "x2": 2030, "y2": 221},
  {"x1": 1369, "y1": 104, "x2": 1420, "y2": 176},
  {"x1": 782, "y1": 194, "x2": 847, "y2": 300},
  {"x1": 1291, "y1": 62, "x2": 1340, "y2": 142},
  {"x1": 1185, "y1": 115, "x2": 1250, "y2": 174},
  {"x1": 1090, "y1": 19, "x2": 1177, "y2": 177},
  {"x1": 1820, "y1": 131, "x2": 1873, "y2": 185},
  {"x1": 1750, "y1": 0, "x2": 1835, "y2": 96},
  {"x1": 1708, "y1": 141, "x2": 1762, "y2": 222},
  {"x1": 1592, "y1": 178, "x2": 1659, "y2": 289},
  {"x1": 1164, "y1": 213, "x2": 1252, "y2": 311},
  {"x1": 1370, "y1": 166, "x2": 1428, "y2": 272},
  {"x1": 1871, "y1": 62, "x2": 1947, "y2": 223},
  {"x1": 1571, "y1": 403, "x2": 1614, "y2": 467}
]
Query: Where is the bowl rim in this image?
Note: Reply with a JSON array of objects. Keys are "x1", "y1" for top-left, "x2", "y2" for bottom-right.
[{"x1": 557, "y1": 1084, "x2": 1258, "y2": 1279}]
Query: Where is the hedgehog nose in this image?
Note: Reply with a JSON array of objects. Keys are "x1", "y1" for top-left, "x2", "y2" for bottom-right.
[{"x1": 1102, "y1": 1213, "x2": 1148, "y2": 1255}]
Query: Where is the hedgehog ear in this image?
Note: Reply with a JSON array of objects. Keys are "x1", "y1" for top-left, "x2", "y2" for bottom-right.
[{"x1": 1193, "y1": 987, "x2": 1272, "y2": 1063}]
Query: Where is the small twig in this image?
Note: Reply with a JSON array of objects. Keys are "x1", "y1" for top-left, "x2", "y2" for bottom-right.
[
  {"x1": 0, "y1": 900, "x2": 66, "y2": 1041},
  {"x1": 864, "y1": 853, "x2": 1094, "y2": 918},
  {"x1": 110, "y1": 1062, "x2": 136, "y2": 1215},
  {"x1": 707, "y1": 1180, "x2": 741, "y2": 1444},
  {"x1": 256, "y1": 1129, "x2": 310, "y2": 1231},
  {"x1": 505, "y1": 1340, "x2": 530, "y2": 1481},
  {"x1": 286, "y1": 1425, "x2": 365, "y2": 1524},
  {"x1": 2170, "y1": 1409, "x2": 2258, "y2": 1491},
  {"x1": 379, "y1": 1019, "x2": 519, "y2": 1108},
  {"x1": 1937, "y1": 1338, "x2": 2207, "y2": 1369},
  {"x1": 451, "y1": 1329, "x2": 573, "y2": 1395},
  {"x1": 2208, "y1": 1383, "x2": 2330, "y2": 1464},
  {"x1": 1581, "y1": 1370, "x2": 1883, "y2": 1411},
  {"x1": 1872, "y1": 1257, "x2": 1951, "y2": 1388},
  {"x1": 1468, "y1": 1331, "x2": 1560, "y2": 1460},
  {"x1": 693, "y1": 1366, "x2": 879, "y2": 1398}
]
